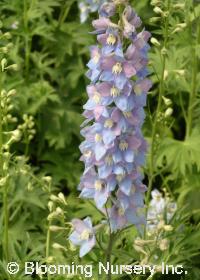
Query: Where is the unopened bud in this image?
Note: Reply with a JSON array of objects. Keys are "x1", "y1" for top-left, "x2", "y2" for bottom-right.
[
  {"x1": 1, "y1": 58, "x2": 7, "y2": 71},
  {"x1": 149, "y1": 17, "x2": 160, "y2": 23},
  {"x1": 0, "y1": 176, "x2": 8, "y2": 186},
  {"x1": 153, "y1": 7, "x2": 163, "y2": 15},
  {"x1": 159, "y1": 239, "x2": 169, "y2": 251},
  {"x1": 3, "y1": 32, "x2": 12, "y2": 39},
  {"x1": 11, "y1": 130, "x2": 21, "y2": 142},
  {"x1": 42, "y1": 176, "x2": 52, "y2": 184},
  {"x1": 150, "y1": 37, "x2": 160, "y2": 47},
  {"x1": 162, "y1": 96, "x2": 172, "y2": 106},
  {"x1": 164, "y1": 108, "x2": 173, "y2": 118},
  {"x1": 174, "y1": 69, "x2": 185, "y2": 76},
  {"x1": 58, "y1": 192, "x2": 67, "y2": 205},
  {"x1": 56, "y1": 207, "x2": 63, "y2": 216},
  {"x1": 49, "y1": 226, "x2": 64, "y2": 232},
  {"x1": 6, "y1": 64, "x2": 18, "y2": 71},
  {"x1": 161, "y1": 47, "x2": 167, "y2": 56},
  {"x1": 7, "y1": 89, "x2": 17, "y2": 97},
  {"x1": 164, "y1": 225, "x2": 173, "y2": 232},
  {"x1": 48, "y1": 201, "x2": 54, "y2": 212},
  {"x1": 46, "y1": 256, "x2": 55, "y2": 263},
  {"x1": 164, "y1": 70, "x2": 168, "y2": 80},
  {"x1": 52, "y1": 243, "x2": 65, "y2": 250}
]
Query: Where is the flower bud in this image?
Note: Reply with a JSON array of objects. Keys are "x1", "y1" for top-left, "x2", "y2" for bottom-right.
[
  {"x1": 150, "y1": 37, "x2": 160, "y2": 47},
  {"x1": 42, "y1": 176, "x2": 52, "y2": 184},
  {"x1": 162, "y1": 96, "x2": 172, "y2": 106},
  {"x1": 164, "y1": 108, "x2": 173, "y2": 118},
  {"x1": 7, "y1": 89, "x2": 17, "y2": 97},
  {"x1": 49, "y1": 226, "x2": 64, "y2": 232},
  {"x1": 164, "y1": 225, "x2": 173, "y2": 232},
  {"x1": 52, "y1": 243, "x2": 65, "y2": 250},
  {"x1": 3, "y1": 32, "x2": 12, "y2": 39},
  {"x1": 56, "y1": 207, "x2": 63, "y2": 216},
  {"x1": 153, "y1": 7, "x2": 163, "y2": 15},
  {"x1": 159, "y1": 239, "x2": 169, "y2": 251},
  {"x1": 164, "y1": 70, "x2": 168, "y2": 80},
  {"x1": 1, "y1": 58, "x2": 7, "y2": 71},
  {"x1": 58, "y1": 192, "x2": 67, "y2": 205},
  {"x1": 11, "y1": 130, "x2": 21, "y2": 142},
  {"x1": 149, "y1": 17, "x2": 160, "y2": 23},
  {"x1": 48, "y1": 201, "x2": 54, "y2": 212},
  {"x1": 7, "y1": 64, "x2": 18, "y2": 71}
]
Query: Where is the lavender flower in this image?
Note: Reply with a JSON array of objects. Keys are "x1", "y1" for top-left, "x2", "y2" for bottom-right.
[
  {"x1": 79, "y1": 0, "x2": 108, "y2": 23},
  {"x1": 73, "y1": 1, "x2": 151, "y2": 257},
  {"x1": 69, "y1": 217, "x2": 96, "y2": 257},
  {"x1": 80, "y1": 2, "x2": 152, "y2": 233}
]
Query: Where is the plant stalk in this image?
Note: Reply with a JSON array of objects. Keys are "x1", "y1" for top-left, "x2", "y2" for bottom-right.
[
  {"x1": 186, "y1": 20, "x2": 200, "y2": 139},
  {"x1": 146, "y1": 0, "x2": 171, "y2": 205}
]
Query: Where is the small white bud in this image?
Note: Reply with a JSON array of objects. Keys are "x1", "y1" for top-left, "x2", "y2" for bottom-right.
[
  {"x1": 48, "y1": 201, "x2": 54, "y2": 212},
  {"x1": 1, "y1": 58, "x2": 7, "y2": 71},
  {"x1": 150, "y1": 37, "x2": 160, "y2": 47},
  {"x1": 162, "y1": 96, "x2": 172, "y2": 106},
  {"x1": 159, "y1": 239, "x2": 169, "y2": 251},
  {"x1": 49, "y1": 226, "x2": 64, "y2": 232},
  {"x1": 42, "y1": 176, "x2": 52, "y2": 184},
  {"x1": 7, "y1": 89, "x2": 17, "y2": 97},
  {"x1": 55, "y1": 207, "x2": 63, "y2": 216},
  {"x1": 58, "y1": 192, "x2": 67, "y2": 205},
  {"x1": 164, "y1": 225, "x2": 173, "y2": 232},
  {"x1": 11, "y1": 130, "x2": 21, "y2": 142},
  {"x1": 153, "y1": 7, "x2": 163, "y2": 15},
  {"x1": 164, "y1": 108, "x2": 173, "y2": 118},
  {"x1": 52, "y1": 243, "x2": 65, "y2": 250}
]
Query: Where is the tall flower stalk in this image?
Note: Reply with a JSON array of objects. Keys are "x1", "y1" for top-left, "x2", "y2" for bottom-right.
[
  {"x1": 69, "y1": 0, "x2": 152, "y2": 271},
  {"x1": 146, "y1": 0, "x2": 171, "y2": 205}
]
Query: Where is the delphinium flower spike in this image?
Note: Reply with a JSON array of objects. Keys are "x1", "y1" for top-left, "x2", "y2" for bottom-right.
[{"x1": 69, "y1": 0, "x2": 152, "y2": 257}]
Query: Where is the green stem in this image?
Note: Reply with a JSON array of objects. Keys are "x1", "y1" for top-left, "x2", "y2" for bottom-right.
[
  {"x1": 3, "y1": 183, "x2": 9, "y2": 261},
  {"x1": 146, "y1": 0, "x2": 171, "y2": 205},
  {"x1": 46, "y1": 220, "x2": 51, "y2": 280},
  {"x1": 0, "y1": 76, "x2": 9, "y2": 261},
  {"x1": 23, "y1": 0, "x2": 31, "y2": 79},
  {"x1": 186, "y1": 19, "x2": 200, "y2": 139},
  {"x1": 105, "y1": 233, "x2": 114, "y2": 280}
]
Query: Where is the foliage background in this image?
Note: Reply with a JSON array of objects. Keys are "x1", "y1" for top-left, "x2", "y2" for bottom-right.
[{"x1": 0, "y1": 0, "x2": 200, "y2": 279}]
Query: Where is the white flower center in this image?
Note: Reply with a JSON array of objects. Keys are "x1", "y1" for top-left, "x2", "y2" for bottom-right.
[
  {"x1": 105, "y1": 155, "x2": 113, "y2": 166},
  {"x1": 106, "y1": 34, "x2": 116, "y2": 45},
  {"x1": 95, "y1": 180, "x2": 103, "y2": 191},
  {"x1": 112, "y1": 62, "x2": 122, "y2": 74},
  {"x1": 110, "y1": 86, "x2": 120, "y2": 97},
  {"x1": 104, "y1": 119, "x2": 113, "y2": 128},
  {"x1": 93, "y1": 92, "x2": 101, "y2": 104},
  {"x1": 84, "y1": 150, "x2": 92, "y2": 158},
  {"x1": 118, "y1": 207, "x2": 125, "y2": 216},
  {"x1": 119, "y1": 140, "x2": 128, "y2": 151},
  {"x1": 93, "y1": 53, "x2": 100, "y2": 64},
  {"x1": 123, "y1": 111, "x2": 131, "y2": 118},
  {"x1": 80, "y1": 229, "x2": 90, "y2": 241},
  {"x1": 116, "y1": 174, "x2": 125, "y2": 182},
  {"x1": 95, "y1": 134, "x2": 102, "y2": 142}
]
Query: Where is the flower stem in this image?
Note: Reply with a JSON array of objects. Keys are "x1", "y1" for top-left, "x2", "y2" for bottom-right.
[
  {"x1": 146, "y1": 0, "x2": 171, "y2": 205},
  {"x1": 105, "y1": 232, "x2": 114, "y2": 280},
  {"x1": 46, "y1": 220, "x2": 51, "y2": 280},
  {"x1": 185, "y1": 17, "x2": 200, "y2": 139},
  {"x1": 0, "y1": 76, "x2": 9, "y2": 261}
]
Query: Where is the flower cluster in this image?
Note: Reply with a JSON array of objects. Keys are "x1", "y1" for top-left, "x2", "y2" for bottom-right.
[
  {"x1": 70, "y1": 1, "x2": 151, "y2": 257},
  {"x1": 79, "y1": 0, "x2": 107, "y2": 23}
]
